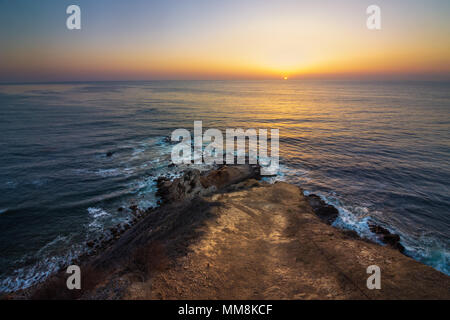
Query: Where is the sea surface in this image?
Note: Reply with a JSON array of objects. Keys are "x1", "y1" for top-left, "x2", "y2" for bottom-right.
[{"x1": 0, "y1": 80, "x2": 449, "y2": 292}]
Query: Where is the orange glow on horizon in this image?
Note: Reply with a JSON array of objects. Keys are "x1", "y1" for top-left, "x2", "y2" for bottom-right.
[{"x1": 1, "y1": 2, "x2": 449, "y2": 82}]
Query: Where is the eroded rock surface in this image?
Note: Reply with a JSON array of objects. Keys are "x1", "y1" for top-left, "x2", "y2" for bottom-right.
[{"x1": 156, "y1": 165, "x2": 260, "y2": 203}]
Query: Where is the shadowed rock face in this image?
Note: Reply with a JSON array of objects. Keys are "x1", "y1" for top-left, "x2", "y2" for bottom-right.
[
  {"x1": 369, "y1": 224, "x2": 406, "y2": 253},
  {"x1": 306, "y1": 194, "x2": 339, "y2": 225}
]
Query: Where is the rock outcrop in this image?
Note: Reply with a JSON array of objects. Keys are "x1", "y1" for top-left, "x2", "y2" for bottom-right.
[
  {"x1": 156, "y1": 165, "x2": 260, "y2": 203},
  {"x1": 369, "y1": 224, "x2": 406, "y2": 253},
  {"x1": 306, "y1": 194, "x2": 339, "y2": 224}
]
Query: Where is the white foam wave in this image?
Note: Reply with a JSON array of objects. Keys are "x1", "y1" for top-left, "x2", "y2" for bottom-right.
[
  {"x1": 0, "y1": 239, "x2": 83, "y2": 293},
  {"x1": 301, "y1": 190, "x2": 450, "y2": 276},
  {"x1": 87, "y1": 207, "x2": 111, "y2": 230},
  {"x1": 87, "y1": 207, "x2": 110, "y2": 218},
  {"x1": 95, "y1": 168, "x2": 121, "y2": 177},
  {"x1": 401, "y1": 233, "x2": 449, "y2": 276}
]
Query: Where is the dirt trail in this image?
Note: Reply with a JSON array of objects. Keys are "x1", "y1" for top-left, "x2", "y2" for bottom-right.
[{"x1": 123, "y1": 181, "x2": 450, "y2": 299}]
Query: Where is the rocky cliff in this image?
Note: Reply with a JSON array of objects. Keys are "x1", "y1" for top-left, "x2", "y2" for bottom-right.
[{"x1": 11, "y1": 165, "x2": 450, "y2": 300}]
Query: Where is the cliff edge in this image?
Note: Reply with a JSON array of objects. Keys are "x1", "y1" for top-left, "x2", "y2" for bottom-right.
[{"x1": 13, "y1": 165, "x2": 450, "y2": 300}]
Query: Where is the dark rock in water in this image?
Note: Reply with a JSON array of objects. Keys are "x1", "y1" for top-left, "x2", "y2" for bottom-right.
[
  {"x1": 157, "y1": 176, "x2": 169, "y2": 184},
  {"x1": 106, "y1": 151, "x2": 114, "y2": 157},
  {"x1": 369, "y1": 224, "x2": 384, "y2": 234},
  {"x1": 306, "y1": 194, "x2": 339, "y2": 225},
  {"x1": 369, "y1": 224, "x2": 405, "y2": 253},
  {"x1": 307, "y1": 195, "x2": 405, "y2": 253},
  {"x1": 129, "y1": 205, "x2": 138, "y2": 212},
  {"x1": 316, "y1": 205, "x2": 339, "y2": 224},
  {"x1": 168, "y1": 162, "x2": 176, "y2": 168},
  {"x1": 118, "y1": 223, "x2": 127, "y2": 234},
  {"x1": 306, "y1": 194, "x2": 324, "y2": 209},
  {"x1": 87, "y1": 241, "x2": 95, "y2": 248},
  {"x1": 118, "y1": 207, "x2": 124, "y2": 212},
  {"x1": 109, "y1": 227, "x2": 119, "y2": 237}
]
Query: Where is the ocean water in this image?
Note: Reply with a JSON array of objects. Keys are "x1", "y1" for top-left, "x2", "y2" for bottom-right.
[{"x1": 0, "y1": 80, "x2": 449, "y2": 292}]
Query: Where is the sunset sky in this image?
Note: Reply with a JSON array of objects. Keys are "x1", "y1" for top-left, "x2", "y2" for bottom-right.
[{"x1": 1, "y1": 0, "x2": 449, "y2": 82}]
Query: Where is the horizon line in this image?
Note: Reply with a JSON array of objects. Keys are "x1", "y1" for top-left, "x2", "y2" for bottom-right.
[{"x1": 2, "y1": 78, "x2": 450, "y2": 86}]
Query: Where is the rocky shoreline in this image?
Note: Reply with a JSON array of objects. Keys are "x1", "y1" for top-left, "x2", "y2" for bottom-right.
[
  {"x1": 4, "y1": 165, "x2": 450, "y2": 299},
  {"x1": 305, "y1": 194, "x2": 406, "y2": 253}
]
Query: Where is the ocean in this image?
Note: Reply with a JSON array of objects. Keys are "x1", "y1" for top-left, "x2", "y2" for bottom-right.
[{"x1": 0, "y1": 80, "x2": 449, "y2": 292}]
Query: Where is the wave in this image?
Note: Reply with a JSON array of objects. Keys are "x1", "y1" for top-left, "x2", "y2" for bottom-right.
[
  {"x1": 0, "y1": 236, "x2": 83, "y2": 294},
  {"x1": 95, "y1": 169, "x2": 121, "y2": 177},
  {"x1": 87, "y1": 207, "x2": 110, "y2": 219},
  {"x1": 402, "y1": 233, "x2": 449, "y2": 276}
]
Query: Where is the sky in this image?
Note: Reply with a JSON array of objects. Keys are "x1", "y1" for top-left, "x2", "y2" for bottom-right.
[{"x1": 0, "y1": 0, "x2": 449, "y2": 82}]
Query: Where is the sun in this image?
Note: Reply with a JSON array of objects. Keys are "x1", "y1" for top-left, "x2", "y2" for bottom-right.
[{"x1": 284, "y1": 76, "x2": 288, "y2": 80}]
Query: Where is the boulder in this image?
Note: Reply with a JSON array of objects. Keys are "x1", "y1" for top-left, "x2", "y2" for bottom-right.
[
  {"x1": 306, "y1": 194, "x2": 339, "y2": 224},
  {"x1": 369, "y1": 224, "x2": 405, "y2": 253},
  {"x1": 157, "y1": 165, "x2": 261, "y2": 204},
  {"x1": 201, "y1": 165, "x2": 260, "y2": 189}
]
